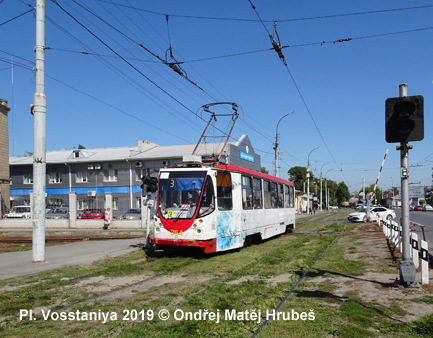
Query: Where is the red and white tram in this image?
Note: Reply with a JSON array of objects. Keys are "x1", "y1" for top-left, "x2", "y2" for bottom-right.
[{"x1": 150, "y1": 163, "x2": 296, "y2": 253}]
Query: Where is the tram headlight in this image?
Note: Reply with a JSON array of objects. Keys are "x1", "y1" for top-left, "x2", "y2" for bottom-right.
[
  {"x1": 155, "y1": 225, "x2": 161, "y2": 233},
  {"x1": 195, "y1": 228, "x2": 202, "y2": 236}
]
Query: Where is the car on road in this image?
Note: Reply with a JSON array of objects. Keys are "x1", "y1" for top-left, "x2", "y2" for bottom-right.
[
  {"x1": 46, "y1": 207, "x2": 69, "y2": 219},
  {"x1": 4, "y1": 205, "x2": 31, "y2": 219},
  {"x1": 81, "y1": 208, "x2": 104, "y2": 219},
  {"x1": 422, "y1": 205, "x2": 433, "y2": 212},
  {"x1": 122, "y1": 208, "x2": 142, "y2": 220},
  {"x1": 348, "y1": 206, "x2": 396, "y2": 223},
  {"x1": 414, "y1": 205, "x2": 423, "y2": 211}
]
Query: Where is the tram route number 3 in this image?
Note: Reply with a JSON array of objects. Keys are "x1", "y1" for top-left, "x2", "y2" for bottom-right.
[{"x1": 171, "y1": 230, "x2": 183, "y2": 237}]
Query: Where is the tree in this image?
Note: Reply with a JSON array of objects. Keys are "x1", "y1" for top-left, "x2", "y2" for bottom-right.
[
  {"x1": 288, "y1": 166, "x2": 309, "y2": 191},
  {"x1": 336, "y1": 181, "x2": 350, "y2": 206},
  {"x1": 261, "y1": 167, "x2": 268, "y2": 174},
  {"x1": 78, "y1": 144, "x2": 86, "y2": 149}
]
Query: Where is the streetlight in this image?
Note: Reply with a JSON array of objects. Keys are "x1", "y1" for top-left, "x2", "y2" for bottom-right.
[
  {"x1": 274, "y1": 111, "x2": 294, "y2": 177},
  {"x1": 320, "y1": 162, "x2": 328, "y2": 212},
  {"x1": 325, "y1": 168, "x2": 333, "y2": 209},
  {"x1": 306, "y1": 147, "x2": 319, "y2": 214}
]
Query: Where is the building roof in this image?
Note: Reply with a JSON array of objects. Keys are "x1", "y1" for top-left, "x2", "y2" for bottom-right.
[{"x1": 10, "y1": 135, "x2": 247, "y2": 165}]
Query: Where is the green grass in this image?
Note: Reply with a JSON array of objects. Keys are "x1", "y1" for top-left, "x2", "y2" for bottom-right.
[{"x1": 1, "y1": 212, "x2": 432, "y2": 337}]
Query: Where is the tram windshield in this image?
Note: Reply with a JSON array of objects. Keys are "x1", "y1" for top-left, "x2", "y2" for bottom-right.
[{"x1": 158, "y1": 171, "x2": 207, "y2": 220}]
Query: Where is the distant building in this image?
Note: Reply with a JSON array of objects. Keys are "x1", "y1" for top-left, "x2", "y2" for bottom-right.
[
  {"x1": 9, "y1": 134, "x2": 261, "y2": 217},
  {"x1": 0, "y1": 99, "x2": 11, "y2": 210}
]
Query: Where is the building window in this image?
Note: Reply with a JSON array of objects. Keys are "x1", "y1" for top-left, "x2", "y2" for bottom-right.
[
  {"x1": 103, "y1": 169, "x2": 118, "y2": 182},
  {"x1": 78, "y1": 199, "x2": 87, "y2": 210},
  {"x1": 135, "y1": 168, "x2": 149, "y2": 181},
  {"x1": 135, "y1": 197, "x2": 141, "y2": 209},
  {"x1": 76, "y1": 171, "x2": 88, "y2": 183},
  {"x1": 49, "y1": 172, "x2": 62, "y2": 184},
  {"x1": 24, "y1": 173, "x2": 33, "y2": 184}
]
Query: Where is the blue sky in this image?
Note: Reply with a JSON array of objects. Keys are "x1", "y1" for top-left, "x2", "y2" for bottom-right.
[{"x1": 1, "y1": 0, "x2": 433, "y2": 194}]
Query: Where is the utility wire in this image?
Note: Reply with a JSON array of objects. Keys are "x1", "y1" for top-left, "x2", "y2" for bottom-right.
[
  {"x1": 53, "y1": 0, "x2": 202, "y2": 119},
  {"x1": 94, "y1": 1, "x2": 433, "y2": 23},
  {"x1": 48, "y1": 5, "x2": 265, "y2": 157},
  {"x1": 247, "y1": 0, "x2": 344, "y2": 179},
  {"x1": 69, "y1": 0, "x2": 202, "y2": 90},
  {"x1": 0, "y1": 8, "x2": 33, "y2": 27}
]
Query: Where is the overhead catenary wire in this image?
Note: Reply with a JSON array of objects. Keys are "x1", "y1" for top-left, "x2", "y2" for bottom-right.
[
  {"x1": 247, "y1": 0, "x2": 345, "y2": 180},
  {"x1": 68, "y1": 0, "x2": 203, "y2": 90},
  {"x1": 94, "y1": 1, "x2": 433, "y2": 23}
]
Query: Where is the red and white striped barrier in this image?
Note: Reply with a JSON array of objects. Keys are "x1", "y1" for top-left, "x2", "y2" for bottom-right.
[{"x1": 381, "y1": 218, "x2": 430, "y2": 285}]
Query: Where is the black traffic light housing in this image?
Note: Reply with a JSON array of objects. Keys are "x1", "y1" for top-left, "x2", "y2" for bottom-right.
[
  {"x1": 140, "y1": 176, "x2": 158, "y2": 196},
  {"x1": 385, "y1": 95, "x2": 424, "y2": 143}
]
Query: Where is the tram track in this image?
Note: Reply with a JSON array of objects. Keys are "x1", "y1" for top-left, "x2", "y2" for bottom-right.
[
  {"x1": 14, "y1": 220, "x2": 347, "y2": 337},
  {"x1": 32, "y1": 223, "x2": 332, "y2": 313}
]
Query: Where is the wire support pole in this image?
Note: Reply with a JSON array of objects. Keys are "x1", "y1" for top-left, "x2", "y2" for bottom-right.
[
  {"x1": 32, "y1": 0, "x2": 47, "y2": 263},
  {"x1": 274, "y1": 111, "x2": 294, "y2": 177},
  {"x1": 306, "y1": 147, "x2": 319, "y2": 215}
]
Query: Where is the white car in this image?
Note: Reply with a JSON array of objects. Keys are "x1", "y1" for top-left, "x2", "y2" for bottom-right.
[
  {"x1": 423, "y1": 205, "x2": 433, "y2": 212},
  {"x1": 347, "y1": 206, "x2": 396, "y2": 223},
  {"x1": 4, "y1": 205, "x2": 31, "y2": 219}
]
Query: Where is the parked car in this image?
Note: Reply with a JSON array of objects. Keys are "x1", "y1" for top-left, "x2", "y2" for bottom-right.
[
  {"x1": 329, "y1": 205, "x2": 339, "y2": 210},
  {"x1": 414, "y1": 205, "x2": 423, "y2": 211},
  {"x1": 4, "y1": 205, "x2": 31, "y2": 219},
  {"x1": 81, "y1": 208, "x2": 104, "y2": 219},
  {"x1": 422, "y1": 205, "x2": 433, "y2": 212},
  {"x1": 122, "y1": 208, "x2": 142, "y2": 220},
  {"x1": 348, "y1": 206, "x2": 396, "y2": 223},
  {"x1": 46, "y1": 207, "x2": 69, "y2": 219}
]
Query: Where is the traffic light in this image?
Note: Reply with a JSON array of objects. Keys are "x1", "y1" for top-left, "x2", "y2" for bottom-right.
[
  {"x1": 385, "y1": 95, "x2": 424, "y2": 143},
  {"x1": 140, "y1": 176, "x2": 150, "y2": 196},
  {"x1": 140, "y1": 176, "x2": 158, "y2": 196}
]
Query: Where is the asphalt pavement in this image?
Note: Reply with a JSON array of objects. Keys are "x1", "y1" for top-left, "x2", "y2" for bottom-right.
[
  {"x1": 0, "y1": 236, "x2": 147, "y2": 281},
  {"x1": 1, "y1": 213, "x2": 310, "y2": 281}
]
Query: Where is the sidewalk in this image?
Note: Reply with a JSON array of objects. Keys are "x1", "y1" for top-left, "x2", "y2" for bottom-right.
[{"x1": 0, "y1": 236, "x2": 147, "y2": 281}]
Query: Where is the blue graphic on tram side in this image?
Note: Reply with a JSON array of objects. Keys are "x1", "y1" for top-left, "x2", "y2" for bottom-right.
[{"x1": 216, "y1": 211, "x2": 239, "y2": 251}]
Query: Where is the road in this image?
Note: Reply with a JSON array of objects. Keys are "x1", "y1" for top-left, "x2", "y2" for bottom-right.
[{"x1": 394, "y1": 209, "x2": 433, "y2": 245}]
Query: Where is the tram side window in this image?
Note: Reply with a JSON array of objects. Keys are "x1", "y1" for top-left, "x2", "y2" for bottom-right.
[
  {"x1": 271, "y1": 182, "x2": 278, "y2": 208},
  {"x1": 277, "y1": 184, "x2": 284, "y2": 208},
  {"x1": 242, "y1": 176, "x2": 253, "y2": 209},
  {"x1": 253, "y1": 178, "x2": 262, "y2": 209},
  {"x1": 216, "y1": 172, "x2": 232, "y2": 210},
  {"x1": 198, "y1": 176, "x2": 215, "y2": 217},
  {"x1": 290, "y1": 185, "x2": 295, "y2": 207},
  {"x1": 284, "y1": 185, "x2": 290, "y2": 208},
  {"x1": 264, "y1": 181, "x2": 272, "y2": 209}
]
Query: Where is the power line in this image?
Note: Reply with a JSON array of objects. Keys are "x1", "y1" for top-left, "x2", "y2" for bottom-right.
[
  {"x1": 94, "y1": 1, "x2": 433, "y2": 23},
  {"x1": 0, "y1": 8, "x2": 33, "y2": 27},
  {"x1": 247, "y1": 0, "x2": 344, "y2": 179}
]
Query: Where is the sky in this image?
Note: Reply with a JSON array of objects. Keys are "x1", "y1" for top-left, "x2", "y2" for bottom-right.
[{"x1": 1, "y1": 0, "x2": 433, "y2": 195}]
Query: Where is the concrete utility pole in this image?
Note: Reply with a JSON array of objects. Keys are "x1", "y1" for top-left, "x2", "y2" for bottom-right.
[
  {"x1": 306, "y1": 147, "x2": 318, "y2": 214},
  {"x1": 320, "y1": 163, "x2": 328, "y2": 212},
  {"x1": 397, "y1": 83, "x2": 418, "y2": 287},
  {"x1": 32, "y1": 0, "x2": 47, "y2": 262},
  {"x1": 274, "y1": 111, "x2": 294, "y2": 177}
]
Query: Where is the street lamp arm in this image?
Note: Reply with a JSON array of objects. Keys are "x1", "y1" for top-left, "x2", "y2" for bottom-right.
[{"x1": 274, "y1": 111, "x2": 294, "y2": 177}]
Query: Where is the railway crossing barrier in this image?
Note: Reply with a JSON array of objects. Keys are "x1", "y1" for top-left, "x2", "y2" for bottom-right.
[{"x1": 379, "y1": 216, "x2": 429, "y2": 285}]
